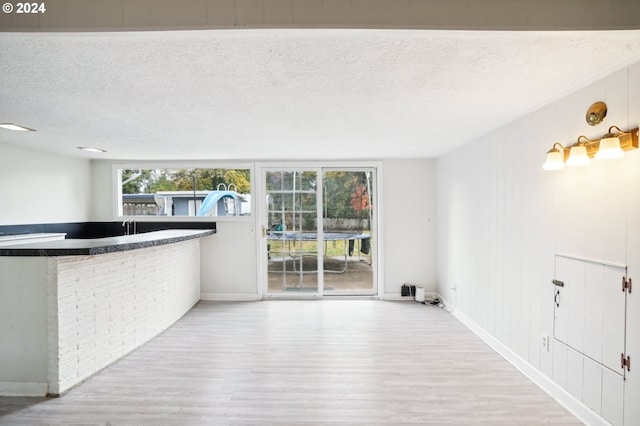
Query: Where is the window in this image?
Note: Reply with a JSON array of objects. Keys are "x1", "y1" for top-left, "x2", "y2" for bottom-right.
[{"x1": 116, "y1": 167, "x2": 252, "y2": 218}]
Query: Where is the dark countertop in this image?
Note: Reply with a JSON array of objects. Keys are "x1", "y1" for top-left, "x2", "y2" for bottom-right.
[{"x1": 0, "y1": 229, "x2": 215, "y2": 257}]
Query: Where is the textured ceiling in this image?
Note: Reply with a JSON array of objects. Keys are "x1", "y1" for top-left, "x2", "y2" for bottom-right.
[{"x1": 2, "y1": 29, "x2": 640, "y2": 160}]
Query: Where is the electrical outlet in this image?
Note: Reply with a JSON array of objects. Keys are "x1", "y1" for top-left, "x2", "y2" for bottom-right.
[{"x1": 541, "y1": 334, "x2": 549, "y2": 352}]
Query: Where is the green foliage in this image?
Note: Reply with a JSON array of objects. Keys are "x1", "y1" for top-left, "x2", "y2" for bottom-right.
[
  {"x1": 121, "y1": 168, "x2": 251, "y2": 195},
  {"x1": 121, "y1": 169, "x2": 155, "y2": 194},
  {"x1": 323, "y1": 171, "x2": 372, "y2": 219},
  {"x1": 147, "y1": 174, "x2": 177, "y2": 192},
  {"x1": 223, "y1": 169, "x2": 251, "y2": 193}
]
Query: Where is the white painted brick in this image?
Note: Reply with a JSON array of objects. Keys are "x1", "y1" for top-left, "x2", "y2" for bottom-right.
[{"x1": 48, "y1": 240, "x2": 200, "y2": 394}]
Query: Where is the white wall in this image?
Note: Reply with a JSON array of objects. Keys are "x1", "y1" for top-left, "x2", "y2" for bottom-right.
[
  {"x1": 91, "y1": 159, "x2": 438, "y2": 299},
  {"x1": 0, "y1": 257, "x2": 49, "y2": 396},
  {"x1": 0, "y1": 142, "x2": 92, "y2": 225},
  {"x1": 436, "y1": 63, "x2": 640, "y2": 425},
  {"x1": 382, "y1": 159, "x2": 436, "y2": 298},
  {"x1": 90, "y1": 159, "x2": 114, "y2": 220},
  {"x1": 200, "y1": 221, "x2": 258, "y2": 300}
]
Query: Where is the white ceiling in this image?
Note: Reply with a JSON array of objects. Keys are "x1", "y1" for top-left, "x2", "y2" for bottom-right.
[{"x1": 2, "y1": 29, "x2": 640, "y2": 160}]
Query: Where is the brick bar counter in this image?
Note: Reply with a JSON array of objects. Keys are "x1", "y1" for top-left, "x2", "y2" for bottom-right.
[{"x1": 0, "y1": 229, "x2": 215, "y2": 396}]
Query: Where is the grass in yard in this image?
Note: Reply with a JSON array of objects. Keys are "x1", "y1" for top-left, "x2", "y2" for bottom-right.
[{"x1": 268, "y1": 233, "x2": 372, "y2": 257}]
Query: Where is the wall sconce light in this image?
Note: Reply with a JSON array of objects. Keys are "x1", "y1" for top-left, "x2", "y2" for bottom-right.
[
  {"x1": 566, "y1": 135, "x2": 592, "y2": 167},
  {"x1": 543, "y1": 126, "x2": 638, "y2": 171},
  {"x1": 596, "y1": 126, "x2": 626, "y2": 159},
  {"x1": 543, "y1": 143, "x2": 566, "y2": 171}
]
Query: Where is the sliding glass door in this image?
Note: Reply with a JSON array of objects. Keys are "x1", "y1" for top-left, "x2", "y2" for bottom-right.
[
  {"x1": 321, "y1": 170, "x2": 374, "y2": 295},
  {"x1": 265, "y1": 169, "x2": 321, "y2": 294},
  {"x1": 262, "y1": 166, "x2": 376, "y2": 297}
]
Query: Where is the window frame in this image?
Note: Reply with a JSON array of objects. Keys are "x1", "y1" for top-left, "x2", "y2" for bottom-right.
[{"x1": 112, "y1": 162, "x2": 255, "y2": 222}]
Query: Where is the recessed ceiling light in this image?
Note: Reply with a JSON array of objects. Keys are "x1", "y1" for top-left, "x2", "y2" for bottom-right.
[
  {"x1": 0, "y1": 123, "x2": 35, "y2": 131},
  {"x1": 77, "y1": 147, "x2": 107, "y2": 153}
]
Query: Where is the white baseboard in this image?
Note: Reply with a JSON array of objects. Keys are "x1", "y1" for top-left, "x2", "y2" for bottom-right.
[
  {"x1": 201, "y1": 293, "x2": 381, "y2": 301},
  {"x1": 381, "y1": 293, "x2": 415, "y2": 301},
  {"x1": 437, "y1": 294, "x2": 454, "y2": 313},
  {"x1": 0, "y1": 381, "x2": 48, "y2": 397},
  {"x1": 383, "y1": 291, "x2": 439, "y2": 302},
  {"x1": 450, "y1": 307, "x2": 608, "y2": 426},
  {"x1": 200, "y1": 293, "x2": 261, "y2": 301}
]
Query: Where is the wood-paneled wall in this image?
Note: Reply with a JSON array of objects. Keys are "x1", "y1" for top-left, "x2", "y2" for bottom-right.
[{"x1": 437, "y1": 61, "x2": 640, "y2": 425}]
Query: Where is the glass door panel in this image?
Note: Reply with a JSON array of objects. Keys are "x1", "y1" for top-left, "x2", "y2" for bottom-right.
[
  {"x1": 322, "y1": 170, "x2": 374, "y2": 294},
  {"x1": 266, "y1": 170, "x2": 321, "y2": 294}
]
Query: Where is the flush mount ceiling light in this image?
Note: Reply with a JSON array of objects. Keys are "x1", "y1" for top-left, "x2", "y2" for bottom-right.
[
  {"x1": 542, "y1": 126, "x2": 638, "y2": 171},
  {"x1": 77, "y1": 147, "x2": 107, "y2": 153},
  {"x1": 0, "y1": 123, "x2": 35, "y2": 131}
]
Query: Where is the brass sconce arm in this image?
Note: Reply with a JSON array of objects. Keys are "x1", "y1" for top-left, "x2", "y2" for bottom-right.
[
  {"x1": 601, "y1": 126, "x2": 638, "y2": 152},
  {"x1": 546, "y1": 142, "x2": 565, "y2": 153},
  {"x1": 574, "y1": 135, "x2": 596, "y2": 160},
  {"x1": 605, "y1": 125, "x2": 628, "y2": 137}
]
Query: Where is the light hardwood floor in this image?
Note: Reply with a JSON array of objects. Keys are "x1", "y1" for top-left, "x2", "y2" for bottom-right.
[{"x1": 0, "y1": 300, "x2": 581, "y2": 425}]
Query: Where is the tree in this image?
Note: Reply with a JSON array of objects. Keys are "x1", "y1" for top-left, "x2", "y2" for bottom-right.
[
  {"x1": 222, "y1": 169, "x2": 250, "y2": 193},
  {"x1": 121, "y1": 168, "x2": 251, "y2": 195},
  {"x1": 146, "y1": 173, "x2": 177, "y2": 192},
  {"x1": 323, "y1": 171, "x2": 367, "y2": 219},
  {"x1": 121, "y1": 169, "x2": 156, "y2": 194},
  {"x1": 350, "y1": 182, "x2": 370, "y2": 213}
]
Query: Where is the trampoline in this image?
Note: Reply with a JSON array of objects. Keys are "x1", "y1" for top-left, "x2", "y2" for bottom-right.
[{"x1": 268, "y1": 231, "x2": 371, "y2": 274}]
